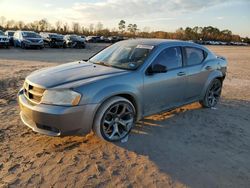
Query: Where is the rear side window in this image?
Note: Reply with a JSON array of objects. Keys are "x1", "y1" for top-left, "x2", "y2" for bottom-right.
[
  {"x1": 185, "y1": 47, "x2": 205, "y2": 66},
  {"x1": 152, "y1": 47, "x2": 182, "y2": 70}
]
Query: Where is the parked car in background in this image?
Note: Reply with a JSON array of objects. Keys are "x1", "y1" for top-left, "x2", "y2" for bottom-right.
[
  {"x1": 108, "y1": 36, "x2": 125, "y2": 43},
  {"x1": 5, "y1": 30, "x2": 15, "y2": 46},
  {"x1": 63, "y1": 35, "x2": 85, "y2": 48},
  {"x1": 18, "y1": 39, "x2": 227, "y2": 142},
  {"x1": 100, "y1": 36, "x2": 110, "y2": 43},
  {"x1": 0, "y1": 30, "x2": 10, "y2": 48},
  {"x1": 13, "y1": 31, "x2": 44, "y2": 49},
  {"x1": 86, "y1": 36, "x2": 101, "y2": 43},
  {"x1": 40, "y1": 32, "x2": 64, "y2": 48},
  {"x1": 80, "y1": 35, "x2": 86, "y2": 41}
]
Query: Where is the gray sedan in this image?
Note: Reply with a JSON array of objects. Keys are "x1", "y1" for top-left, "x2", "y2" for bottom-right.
[{"x1": 18, "y1": 39, "x2": 227, "y2": 141}]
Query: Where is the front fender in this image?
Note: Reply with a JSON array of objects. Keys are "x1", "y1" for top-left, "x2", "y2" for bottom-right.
[{"x1": 91, "y1": 84, "x2": 143, "y2": 120}]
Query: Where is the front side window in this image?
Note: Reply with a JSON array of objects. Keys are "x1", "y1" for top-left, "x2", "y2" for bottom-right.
[
  {"x1": 89, "y1": 43, "x2": 153, "y2": 70},
  {"x1": 152, "y1": 47, "x2": 182, "y2": 70},
  {"x1": 185, "y1": 47, "x2": 205, "y2": 66}
]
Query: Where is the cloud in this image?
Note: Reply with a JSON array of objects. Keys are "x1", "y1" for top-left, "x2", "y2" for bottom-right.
[
  {"x1": 44, "y1": 3, "x2": 52, "y2": 8},
  {"x1": 216, "y1": 16, "x2": 224, "y2": 20},
  {"x1": 69, "y1": 0, "x2": 242, "y2": 22}
]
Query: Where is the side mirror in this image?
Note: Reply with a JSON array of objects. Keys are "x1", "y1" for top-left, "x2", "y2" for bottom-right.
[{"x1": 147, "y1": 64, "x2": 167, "y2": 74}]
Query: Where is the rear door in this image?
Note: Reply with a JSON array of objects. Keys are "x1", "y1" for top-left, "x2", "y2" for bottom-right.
[
  {"x1": 183, "y1": 47, "x2": 210, "y2": 100},
  {"x1": 143, "y1": 46, "x2": 188, "y2": 116}
]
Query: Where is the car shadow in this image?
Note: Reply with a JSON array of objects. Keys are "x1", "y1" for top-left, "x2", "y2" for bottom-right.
[{"x1": 115, "y1": 99, "x2": 250, "y2": 188}]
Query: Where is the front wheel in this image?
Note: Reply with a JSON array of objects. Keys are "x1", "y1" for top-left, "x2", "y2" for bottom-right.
[
  {"x1": 200, "y1": 79, "x2": 222, "y2": 108},
  {"x1": 93, "y1": 97, "x2": 136, "y2": 142},
  {"x1": 21, "y1": 42, "x2": 26, "y2": 49}
]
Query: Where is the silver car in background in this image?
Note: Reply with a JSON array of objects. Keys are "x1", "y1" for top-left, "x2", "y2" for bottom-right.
[
  {"x1": 18, "y1": 39, "x2": 227, "y2": 141},
  {"x1": 13, "y1": 31, "x2": 44, "y2": 49}
]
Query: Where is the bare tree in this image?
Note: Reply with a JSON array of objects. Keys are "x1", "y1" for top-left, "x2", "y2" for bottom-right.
[
  {"x1": 17, "y1": 21, "x2": 25, "y2": 30},
  {"x1": 72, "y1": 22, "x2": 81, "y2": 34},
  {"x1": 63, "y1": 22, "x2": 69, "y2": 33},
  {"x1": 95, "y1": 22, "x2": 103, "y2": 32},
  {"x1": 89, "y1": 24, "x2": 94, "y2": 34},
  {"x1": 6, "y1": 20, "x2": 15, "y2": 29},
  {"x1": 55, "y1": 20, "x2": 62, "y2": 32},
  {"x1": 38, "y1": 19, "x2": 49, "y2": 31},
  {"x1": 0, "y1": 16, "x2": 6, "y2": 27}
]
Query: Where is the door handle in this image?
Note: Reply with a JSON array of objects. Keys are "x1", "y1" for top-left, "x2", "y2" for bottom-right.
[
  {"x1": 177, "y1": 72, "x2": 186, "y2": 76},
  {"x1": 205, "y1": 66, "x2": 212, "y2": 70}
]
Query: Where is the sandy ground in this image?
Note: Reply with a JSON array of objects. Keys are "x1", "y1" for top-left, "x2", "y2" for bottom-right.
[{"x1": 0, "y1": 45, "x2": 249, "y2": 188}]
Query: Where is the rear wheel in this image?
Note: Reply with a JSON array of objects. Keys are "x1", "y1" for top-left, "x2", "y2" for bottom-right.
[
  {"x1": 93, "y1": 97, "x2": 136, "y2": 142},
  {"x1": 200, "y1": 79, "x2": 222, "y2": 108}
]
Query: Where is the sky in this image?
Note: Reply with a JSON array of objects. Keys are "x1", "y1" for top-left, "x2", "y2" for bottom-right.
[{"x1": 0, "y1": 0, "x2": 249, "y2": 37}]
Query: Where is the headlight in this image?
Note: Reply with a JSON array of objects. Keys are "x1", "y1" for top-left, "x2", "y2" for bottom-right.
[
  {"x1": 39, "y1": 39, "x2": 43, "y2": 43},
  {"x1": 41, "y1": 89, "x2": 81, "y2": 106}
]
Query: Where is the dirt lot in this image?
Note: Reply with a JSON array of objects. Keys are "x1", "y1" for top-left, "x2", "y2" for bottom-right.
[{"x1": 0, "y1": 45, "x2": 250, "y2": 188}]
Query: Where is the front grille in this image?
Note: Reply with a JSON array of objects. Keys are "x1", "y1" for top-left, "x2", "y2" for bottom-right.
[
  {"x1": 29, "y1": 39, "x2": 40, "y2": 43},
  {"x1": 0, "y1": 38, "x2": 8, "y2": 42},
  {"x1": 23, "y1": 81, "x2": 45, "y2": 104}
]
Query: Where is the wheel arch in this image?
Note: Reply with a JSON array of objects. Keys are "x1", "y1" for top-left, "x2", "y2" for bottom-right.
[
  {"x1": 201, "y1": 70, "x2": 224, "y2": 99},
  {"x1": 101, "y1": 93, "x2": 141, "y2": 120}
]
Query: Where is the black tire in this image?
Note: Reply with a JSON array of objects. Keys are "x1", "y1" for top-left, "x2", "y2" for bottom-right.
[
  {"x1": 93, "y1": 96, "x2": 136, "y2": 142},
  {"x1": 200, "y1": 79, "x2": 222, "y2": 108},
  {"x1": 21, "y1": 42, "x2": 26, "y2": 49}
]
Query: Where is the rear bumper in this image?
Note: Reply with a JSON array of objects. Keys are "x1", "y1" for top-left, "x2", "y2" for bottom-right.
[{"x1": 18, "y1": 90, "x2": 98, "y2": 136}]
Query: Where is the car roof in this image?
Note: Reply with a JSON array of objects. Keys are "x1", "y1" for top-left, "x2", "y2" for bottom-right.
[
  {"x1": 122, "y1": 38, "x2": 193, "y2": 46},
  {"x1": 18, "y1": 31, "x2": 36, "y2": 33},
  {"x1": 120, "y1": 38, "x2": 210, "y2": 52}
]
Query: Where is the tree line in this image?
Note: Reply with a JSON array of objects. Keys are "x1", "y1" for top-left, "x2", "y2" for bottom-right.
[{"x1": 0, "y1": 16, "x2": 249, "y2": 43}]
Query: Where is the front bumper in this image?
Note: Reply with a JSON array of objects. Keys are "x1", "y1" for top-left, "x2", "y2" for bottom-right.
[
  {"x1": 52, "y1": 41, "x2": 64, "y2": 46},
  {"x1": 24, "y1": 42, "x2": 44, "y2": 48},
  {"x1": 18, "y1": 90, "x2": 98, "y2": 136},
  {"x1": 0, "y1": 42, "x2": 9, "y2": 47}
]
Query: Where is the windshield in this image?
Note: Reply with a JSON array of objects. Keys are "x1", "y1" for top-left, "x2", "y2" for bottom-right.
[
  {"x1": 22, "y1": 32, "x2": 40, "y2": 38},
  {"x1": 70, "y1": 35, "x2": 78, "y2": 40},
  {"x1": 0, "y1": 31, "x2": 4, "y2": 35},
  {"x1": 8, "y1": 31, "x2": 14, "y2": 36},
  {"x1": 89, "y1": 43, "x2": 153, "y2": 70},
  {"x1": 49, "y1": 34, "x2": 62, "y2": 38}
]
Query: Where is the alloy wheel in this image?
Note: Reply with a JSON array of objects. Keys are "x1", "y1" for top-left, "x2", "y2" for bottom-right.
[
  {"x1": 207, "y1": 80, "x2": 222, "y2": 107},
  {"x1": 101, "y1": 102, "x2": 135, "y2": 141}
]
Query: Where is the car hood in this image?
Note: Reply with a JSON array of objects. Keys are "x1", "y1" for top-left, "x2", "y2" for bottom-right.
[
  {"x1": 26, "y1": 61, "x2": 128, "y2": 88},
  {"x1": 0, "y1": 35, "x2": 9, "y2": 39},
  {"x1": 24, "y1": 38, "x2": 43, "y2": 42}
]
